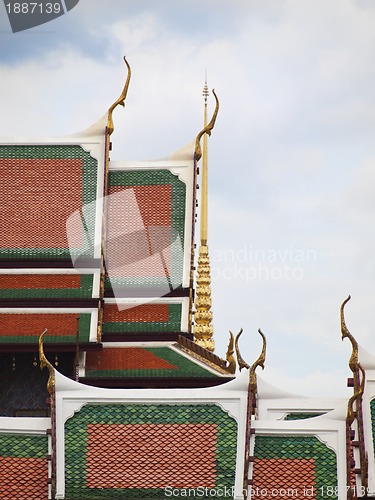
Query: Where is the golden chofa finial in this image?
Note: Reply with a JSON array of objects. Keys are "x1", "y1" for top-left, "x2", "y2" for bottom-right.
[
  {"x1": 107, "y1": 56, "x2": 131, "y2": 136},
  {"x1": 195, "y1": 88, "x2": 219, "y2": 163},
  {"x1": 340, "y1": 295, "x2": 359, "y2": 372},
  {"x1": 193, "y1": 83, "x2": 219, "y2": 352},
  {"x1": 234, "y1": 328, "x2": 250, "y2": 371},
  {"x1": 39, "y1": 329, "x2": 55, "y2": 395},
  {"x1": 250, "y1": 329, "x2": 267, "y2": 393},
  {"x1": 225, "y1": 331, "x2": 237, "y2": 374}
]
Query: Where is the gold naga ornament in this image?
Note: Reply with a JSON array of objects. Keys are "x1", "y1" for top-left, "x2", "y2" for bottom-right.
[{"x1": 106, "y1": 56, "x2": 131, "y2": 136}]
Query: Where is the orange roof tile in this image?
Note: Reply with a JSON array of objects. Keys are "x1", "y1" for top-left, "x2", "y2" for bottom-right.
[
  {"x1": 109, "y1": 185, "x2": 172, "y2": 227},
  {"x1": 0, "y1": 456, "x2": 48, "y2": 498},
  {"x1": 0, "y1": 313, "x2": 79, "y2": 336},
  {"x1": 86, "y1": 423, "x2": 217, "y2": 489},
  {"x1": 103, "y1": 303, "x2": 169, "y2": 323},
  {"x1": 0, "y1": 274, "x2": 81, "y2": 289},
  {"x1": 0, "y1": 158, "x2": 82, "y2": 249},
  {"x1": 85, "y1": 348, "x2": 177, "y2": 371},
  {"x1": 252, "y1": 458, "x2": 316, "y2": 498}
]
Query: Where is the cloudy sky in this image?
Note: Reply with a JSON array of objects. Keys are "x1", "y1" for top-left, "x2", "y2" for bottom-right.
[{"x1": 1, "y1": 0, "x2": 375, "y2": 398}]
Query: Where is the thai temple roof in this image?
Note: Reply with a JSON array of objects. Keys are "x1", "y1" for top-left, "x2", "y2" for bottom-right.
[{"x1": 0, "y1": 58, "x2": 374, "y2": 500}]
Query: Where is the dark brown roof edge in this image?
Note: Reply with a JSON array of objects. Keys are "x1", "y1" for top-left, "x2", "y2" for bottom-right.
[
  {"x1": 176, "y1": 335, "x2": 233, "y2": 375},
  {"x1": 0, "y1": 343, "x2": 102, "y2": 353},
  {"x1": 80, "y1": 376, "x2": 233, "y2": 389},
  {"x1": 102, "y1": 332, "x2": 194, "y2": 343}
]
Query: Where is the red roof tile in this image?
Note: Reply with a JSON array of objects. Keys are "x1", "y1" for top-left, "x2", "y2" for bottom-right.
[
  {"x1": 106, "y1": 186, "x2": 172, "y2": 278},
  {"x1": 109, "y1": 185, "x2": 172, "y2": 227},
  {"x1": 0, "y1": 158, "x2": 82, "y2": 249},
  {"x1": 103, "y1": 303, "x2": 169, "y2": 323},
  {"x1": 252, "y1": 458, "x2": 316, "y2": 498},
  {"x1": 0, "y1": 456, "x2": 48, "y2": 498},
  {"x1": 86, "y1": 348, "x2": 177, "y2": 371},
  {"x1": 0, "y1": 274, "x2": 81, "y2": 289},
  {"x1": 0, "y1": 313, "x2": 79, "y2": 336},
  {"x1": 86, "y1": 423, "x2": 217, "y2": 489}
]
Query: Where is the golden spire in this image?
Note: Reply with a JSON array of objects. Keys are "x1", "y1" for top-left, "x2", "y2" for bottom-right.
[{"x1": 193, "y1": 80, "x2": 219, "y2": 352}]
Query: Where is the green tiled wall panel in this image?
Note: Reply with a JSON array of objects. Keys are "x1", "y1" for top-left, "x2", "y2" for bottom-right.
[
  {"x1": 64, "y1": 403, "x2": 237, "y2": 499},
  {"x1": 254, "y1": 435, "x2": 338, "y2": 500}
]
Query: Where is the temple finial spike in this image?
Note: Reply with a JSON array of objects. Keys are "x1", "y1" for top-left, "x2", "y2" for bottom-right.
[{"x1": 193, "y1": 76, "x2": 219, "y2": 353}]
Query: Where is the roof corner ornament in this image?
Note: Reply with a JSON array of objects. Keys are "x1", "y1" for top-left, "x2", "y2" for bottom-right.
[
  {"x1": 194, "y1": 88, "x2": 219, "y2": 162},
  {"x1": 234, "y1": 328, "x2": 250, "y2": 371},
  {"x1": 39, "y1": 329, "x2": 55, "y2": 395},
  {"x1": 341, "y1": 295, "x2": 360, "y2": 425},
  {"x1": 242, "y1": 329, "x2": 267, "y2": 500},
  {"x1": 107, "y1": 56, "x2": 131, "y2": 136},
  {"x1": 225, "y1": 331, "x2": 237, "y2": 374},
  {"x1": 340, "y1": 295, "x2": 368, "y2": 489},
  {"x1": 250, "y1": 329, "x2": 267, "y2": 393},
  {"x1": 341, "y1": 295, "x2": 358, "y2": 372}
]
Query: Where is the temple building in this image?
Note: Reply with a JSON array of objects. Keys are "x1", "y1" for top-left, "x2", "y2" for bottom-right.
[{"x1": 0, "y1": 59, "x2": 373, "y2": 499}]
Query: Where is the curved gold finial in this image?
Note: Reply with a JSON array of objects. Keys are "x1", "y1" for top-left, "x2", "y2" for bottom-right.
[
  {"x1": 234, "y1": 328, "x2": 250, "y2": 371},
  {"x1": 39, "y1": 329, "x2": 55, "y2": 395},
  {"x1": 250, "y1": 329, "x2": 267, "y2": 391},
  {"x1": 225, "y1": 331, "x2": 237, "y2": 374},
  {"x1": 340, "y1": 295, "x2": 358, "y2": 372},
  {"x1": 194, "y1": 89, "x2": 219, "y2": 161},
  {"x1": 107, "y1": 56, "x2": 131, "y2": 136}
]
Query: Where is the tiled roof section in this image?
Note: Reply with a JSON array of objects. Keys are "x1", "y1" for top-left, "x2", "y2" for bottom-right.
[
  {"x1": 104, "y1": 303, "x2": 168, "y2": 322},
  {"x1": 284, "y1": 412, "x2": 325, "y2": 420},
  {"x1": 110, "y1": 184, "x2": 172, "y2": 228},
  {"x1": 0, "y1": 274, "x2": 94, "y2": 299},
  {"x1": 253, "y1": 436, "x2": 338, "y2": 500},
  {"x1": 86, "y1": 348, "x2": 178, "y2": 371},
  {"x1": 84, "y1": 347, "x2": 222, "y2": 378},
  {"x1": 0, "y1": 145, "x2": 98, "y2": 259},
  {"x1": 65, "y1": 403, "x2": 237, "y2": 498},
  {"x1": 105, "y1": 170, "x2": 185, "y2": 291},
  {"x1": 0, "y1": 433, "x2": 48, "y2": 499},
  {"x1": 0, "y1": 312, "x2": 92, "y2": 344},
  {"x1": 86, "y1": 423, "x2": 217, "y2": 489},
  {"x1": 252, "y1": 458, "x2": 316, "y2": 498},
  {"x1": 103, "y1": 303, "x2": 181, "y2": 333}
]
